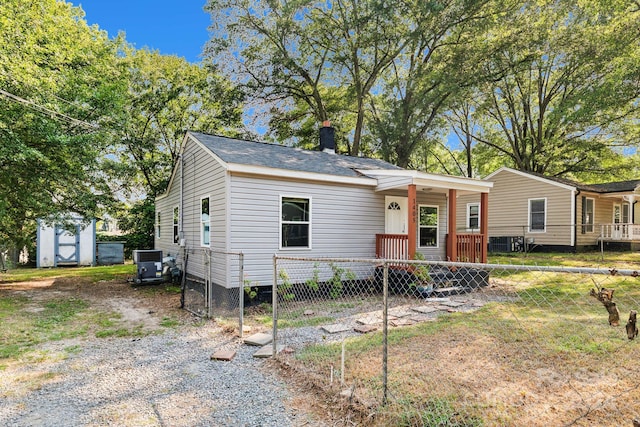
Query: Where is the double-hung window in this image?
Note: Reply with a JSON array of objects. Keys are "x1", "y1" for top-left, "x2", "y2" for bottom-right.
[
  {"x1": 419, "y1": 205, "x2": 438, "y2": 247},
  {"x1": 281, "y1": 196, "x2": 311, "y2": 249},
  {"x1": 467, "y1": 203, "x2": 480, "y2": 231},
  {"x1": 529, "y1": 198, "x2": 546, "y2": 232},
  {"x1": 156, "y1": 212, "x2": 161, "y2": 238},
  {"x1": 582, "y1": 197, "x2": 594, "y2": 234},
  {"x1": 201, "y1": 197, "x2": 210, "y2": 246},
  {"x1": 173, "y1": 206, "x2": 180, "y2": 243}
]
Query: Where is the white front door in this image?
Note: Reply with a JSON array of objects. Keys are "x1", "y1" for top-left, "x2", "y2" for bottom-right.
[{"x1": 385, "y1": 196, "x2": 408, "y2": 234}]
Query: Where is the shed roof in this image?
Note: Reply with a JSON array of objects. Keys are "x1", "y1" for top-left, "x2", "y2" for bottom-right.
[{"x1": 189, "y1": 132, "x2": 402, "y2": 177}]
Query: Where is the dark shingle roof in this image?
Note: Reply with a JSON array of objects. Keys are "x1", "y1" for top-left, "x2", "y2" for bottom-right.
[
  {"x1": 511, "y1": 168, "x2": 640, "y2": 194},
  {"x1": 190, "y1": 132, "x2": 402, "y2": 177}
]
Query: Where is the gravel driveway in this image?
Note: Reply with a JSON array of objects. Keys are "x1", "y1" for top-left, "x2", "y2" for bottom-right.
[{"x1": 0, "y1": 278, "x2": 328, "y2": 427}]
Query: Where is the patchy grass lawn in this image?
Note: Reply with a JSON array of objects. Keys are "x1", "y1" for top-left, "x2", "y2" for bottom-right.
[
  {"x1": 0, "y1": 265, "x2": 186, "y2": 364},
  {"x1": 0, "y1": 263, "x2": 135, "y2": 284},
  {"x1": 280, "y1": 253, "x2": 640, "y2": 426}
]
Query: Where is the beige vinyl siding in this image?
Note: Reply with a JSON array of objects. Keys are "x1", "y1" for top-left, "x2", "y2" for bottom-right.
[{"x1": 458, "y1": 170, "x2": 574, "y2": 247}]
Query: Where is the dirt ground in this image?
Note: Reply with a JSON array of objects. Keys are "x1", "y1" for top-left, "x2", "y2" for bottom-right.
[{"x1": 0, "y1": 275, "x2": 356, "y2": 426}]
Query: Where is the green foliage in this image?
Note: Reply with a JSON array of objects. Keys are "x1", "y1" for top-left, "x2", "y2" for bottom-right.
[
  {"x1": 398, "y1": 396, "x2": 484, "y2": 427},
  {"x1": 0, "y1": 0, "x2": 127, "y2": 253},
  {"x1": 114, "y1": 198, "x2": 155, "y2": 257},
  {"x1": 277, "y1": 269, "x2": 295, "y2": 301}
]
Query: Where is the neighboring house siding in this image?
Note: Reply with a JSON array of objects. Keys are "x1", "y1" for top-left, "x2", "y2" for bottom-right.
[{"x1": 458, "y1": 170, "x2": 573, "y2": 248}]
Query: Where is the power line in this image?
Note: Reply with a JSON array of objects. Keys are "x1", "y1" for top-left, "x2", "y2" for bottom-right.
[{"x1": 0, "y1": 88, "x2": 99, "y2": 130}]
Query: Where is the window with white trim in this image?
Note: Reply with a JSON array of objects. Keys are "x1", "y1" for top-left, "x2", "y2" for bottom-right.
[
  {"x1": 156, "y1": 212, "x2": 161, "y2": 238},
  {"x1": 582, "y1": 197, "x2": 594, "y2": 233},
  {"x1": 419, "y1": 205, "x2": 438, "y2": 247},
  {"x1": 281, "y1": 196, "x2": 311, "y2": 249},
  {"x1": 200, "y1": 197, "x2": 210, "y2": 246},
  {"x1": 529, "y1": 198, "x2": 546, "y2": 232},
  {"x1": 467, "y1": 203, "x2": 480, "y2": 230},
  {"x1": 173, "y1": 206, "x2": 180, "y2": 244}
]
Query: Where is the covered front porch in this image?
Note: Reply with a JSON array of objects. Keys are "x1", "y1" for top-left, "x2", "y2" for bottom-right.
[{"x1": 360, "y1": 170, "x2": 493, "y2": 263}]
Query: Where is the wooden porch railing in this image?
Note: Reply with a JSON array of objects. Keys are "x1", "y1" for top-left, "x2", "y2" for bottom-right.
[
  {"x1": 455, "y1": 233, "x2": 486, "y2": 263},
  {"x1": 600, "y1": 224, "x2": 640, "y2": 241},
  {"x1": 375, "y1": 234, "x2": 408, "y2": 259}
]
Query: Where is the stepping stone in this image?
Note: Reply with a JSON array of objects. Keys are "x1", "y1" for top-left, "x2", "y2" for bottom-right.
[
  {"x1": 243, "y1": 332, "x2": 273, "y2": 346},
  {"x1": 321, "y1": 323, "x2": 351, "y2": 334},
  {"x1": 389, "y1": 308, "x2": 413, "y2": 318},
  {"x1": 390, "y1": 318, "x2": 415, "y2": 327},
  {"x1": 210, "y1": 349, "x2": 236, "y2": 361},
  {"x1": 354, "y1": 324, "x2": 378, "y2": 334},
  {"x1": 424, "y1": 297, "x2": 451, "y2": 302},
  {"x1": 409, "y1": 314, "x2": 437, "y2": 323},
  {"x1": 242, "y1": 325, "x2": 252, "y2": 333},
  {"x1": 411, "y1": 306, "x2": 439, "y2": 314},
  {"x1": 441, "y1": 301, "x2": 465, "y2": 308},
  {"x1": 253, "y1": 344, "x2": 286, "y2": 358},
  {"x1": 303, "y1": 309, "x2": 314, "y2": 316},
  {"x1": 356, "y1": 315, "x2": 382, "y2": 325}
]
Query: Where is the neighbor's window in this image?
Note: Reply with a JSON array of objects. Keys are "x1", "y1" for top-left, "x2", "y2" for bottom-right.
[
  {"x1": 467, "y1": 203, "x2": 480, "y2": 230},
  {"x1": 156, "y1": 212, "x2": 161, "y2": 238},
  {"x1": 281, "y1": 196, "x2": 311, "y2": 248},
  {"x1": 529, "y1": 198, "x2": 546, "y2": 232},
  {"x1": 582, "y1": 197, "x2": 594, "y2": 234},
  {"x1": 173, "y1": 206, "x2": 180, "y2": 243},
  {"x1": 419, "y1": 205, "x2": 438, "y2": 247},
  {"x1": 201, "y1": 197, "x2": 210, "y2": 246}
]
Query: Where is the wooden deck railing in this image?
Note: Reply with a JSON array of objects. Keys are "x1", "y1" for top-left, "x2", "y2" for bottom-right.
[
  {"x1": 600, "y1": 224, "x2": 640, "y2": 241},
  {"x1": 375, "y1": 234, "x2": 408, "y2": 259},
  {"x1": 456, "y1": 233, "x2": 486, "y2": 263}
]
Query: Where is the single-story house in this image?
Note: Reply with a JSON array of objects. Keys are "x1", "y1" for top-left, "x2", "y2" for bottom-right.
[
  {"x1": 155, "y1": 125, "x2": 493, "y2": 295},
  {"x1": 456, "y1": 167, "x2": 640, "y2": 252},
  {"x1": 37, "y1": 216, "x2": 96, "y2": 267}
]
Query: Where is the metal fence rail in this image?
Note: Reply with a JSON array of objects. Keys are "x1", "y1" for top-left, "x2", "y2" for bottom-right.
[{"x1": 272, "y1": 255, "x2": 640, "y2": 426}]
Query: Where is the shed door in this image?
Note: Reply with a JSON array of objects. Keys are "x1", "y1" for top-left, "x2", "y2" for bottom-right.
[
  {"x1": 385, "y1": 196, "x2": 408, "y2": 234},
  {"x1": 55, "y1": 225, "x2": 80, "y2": 266}
]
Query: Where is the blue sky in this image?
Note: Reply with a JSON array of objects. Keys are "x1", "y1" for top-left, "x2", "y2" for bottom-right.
[{"x1": 71, "y1": 0, "x2": 211, "y2": 63}]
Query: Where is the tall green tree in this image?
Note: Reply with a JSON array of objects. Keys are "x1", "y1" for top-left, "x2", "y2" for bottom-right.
[
  {"x1": 0, "y1": 0, "x2": 125, "y2": 256},
  {"x1": 469, "y1": 0, "x2": 640, "y2": 178},
  {"x1": 106, "y1": 49, "x2": 245, "y2": 250}
]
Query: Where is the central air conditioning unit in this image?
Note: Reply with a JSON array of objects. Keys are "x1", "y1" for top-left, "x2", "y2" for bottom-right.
[{"x1": 132, "y1": 250, "x2": 163, "y2": 284}]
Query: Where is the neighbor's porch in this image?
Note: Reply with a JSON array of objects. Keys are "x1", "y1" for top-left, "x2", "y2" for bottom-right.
[{"x1": 362, "y1": 170, "x2": 492, "y2": 263}]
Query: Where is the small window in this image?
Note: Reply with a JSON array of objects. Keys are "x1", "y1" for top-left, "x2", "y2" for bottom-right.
[
  {"x1": 201, "y1": 197, "x2": 210, "y2": 246},
  {"x1": 582, "y1": 197, "x2": 594, "y2": 234},
  {"x1": 156, "y1": 212, "x2": 161, "y2": 238},
  {"x1": 173, "y1": 206, "x2": 180, "y2": 244},
  {"x1": 529, "y1": 198, "x2": 546, "y2": 232},
  {"x1": 281, "y1": 196, "x2": 311, "y2": 248},
  {"x1": 419, "y1": 205, "x2": 438, "y2": 247},
  {"x1": 467, "y1": 203, "x2": 480, "y2": 230}
]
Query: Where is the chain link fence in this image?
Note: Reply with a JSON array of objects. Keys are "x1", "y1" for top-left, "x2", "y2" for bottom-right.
[
  {"x1": 271, "y1": 255, "x2": 640, "y2": 426},
  {"x1": 181, "y1": 248, "x2": 245, "y2": 334}
]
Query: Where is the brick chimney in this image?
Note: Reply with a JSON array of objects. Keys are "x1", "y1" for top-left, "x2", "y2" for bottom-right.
[{"x1": 319, "y1": 120, "x2": 336, "y2": 154}]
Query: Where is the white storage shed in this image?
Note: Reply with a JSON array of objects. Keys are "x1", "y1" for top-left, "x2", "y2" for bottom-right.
[{"x1": 37, "y1": 217, "x2": 96, "y2": 267}]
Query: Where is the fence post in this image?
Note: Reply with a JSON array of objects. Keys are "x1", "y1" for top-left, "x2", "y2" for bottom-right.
[
  {"x1": 272, "y1": 255, "x2": 278, "y2": 357},
  {"x1": 238, "y1": 252, "x2": 244, "y2": 338},
  {"x1": 382, "y1": 261, "x2": 389, "y2": 406}
]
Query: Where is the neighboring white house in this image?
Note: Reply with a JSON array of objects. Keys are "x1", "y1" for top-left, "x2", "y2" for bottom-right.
[
  {"x1": 155, "y1": 126, "x2": 492, "y2": 296},
  {"x1": 37, "y1": 216, "x2": 96, "y2": 267}
]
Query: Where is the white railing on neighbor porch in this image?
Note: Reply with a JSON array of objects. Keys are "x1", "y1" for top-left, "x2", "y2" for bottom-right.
[{"x1": 600, "y1": 224, "x2": 640, "y2": 241}]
